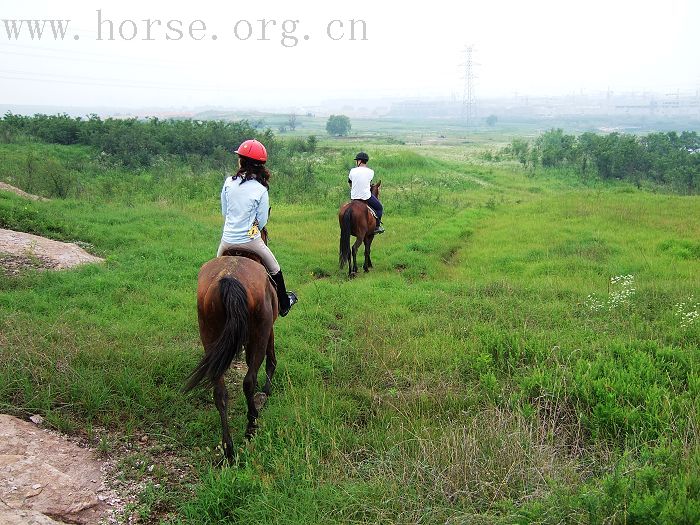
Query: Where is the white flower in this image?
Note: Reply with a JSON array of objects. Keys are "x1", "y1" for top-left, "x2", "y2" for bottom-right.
[{"x1": 674, "y1": 296, "x2": 699, "y2": 328}]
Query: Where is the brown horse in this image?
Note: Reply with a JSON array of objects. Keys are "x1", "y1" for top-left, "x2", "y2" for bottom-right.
[
  {"x1": 184, "y1": 233, "x2": 278, "y2": 460},
  {"x1": 338, "y1": 181, "x2": 381, "y2": 277}
]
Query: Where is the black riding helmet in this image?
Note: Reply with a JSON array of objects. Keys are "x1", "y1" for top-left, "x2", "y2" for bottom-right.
[{"x1": 354, "y1": 152, "x2": 369, "y2": 162}]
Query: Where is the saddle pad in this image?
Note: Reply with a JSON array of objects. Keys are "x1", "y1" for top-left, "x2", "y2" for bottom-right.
[
  {"x1": 220, "y1": 249, "x2": 277, "y2": 289},
  {"x1": 349, "y1": 199, "x2": 377, "y2": 218}
]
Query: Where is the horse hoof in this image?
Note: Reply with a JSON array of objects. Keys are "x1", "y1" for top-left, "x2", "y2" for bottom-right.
[
  {"x1": 217, "y1": 443, "x2": 234, "y2": 465},
  {"x1": 245, "y1": 424, "x2": 257, "y2": 440}
]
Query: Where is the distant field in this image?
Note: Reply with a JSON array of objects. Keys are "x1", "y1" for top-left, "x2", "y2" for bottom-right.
[
  {"x1": 199, "y1": 110, "x2": 700, "y2": 146},
  {"x1": 1, "y1": 137, "x2": 698, "y2": 523}
]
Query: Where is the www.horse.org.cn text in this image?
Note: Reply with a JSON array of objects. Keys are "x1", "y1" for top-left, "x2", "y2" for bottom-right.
[{"x1": 1, "y1": 11, "x2": 369, "y2": 47}]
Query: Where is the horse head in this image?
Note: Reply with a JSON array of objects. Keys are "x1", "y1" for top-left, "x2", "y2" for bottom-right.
[{"x1": 370, "y1": 180, "x2": 381, "y2": 199}]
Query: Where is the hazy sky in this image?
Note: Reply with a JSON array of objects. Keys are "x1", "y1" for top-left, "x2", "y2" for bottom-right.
[{"x1": 1, "y1": 0, "x2": 698, "y2": 109}]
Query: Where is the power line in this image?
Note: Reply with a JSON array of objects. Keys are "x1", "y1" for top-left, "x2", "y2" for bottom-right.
[
  {"x1": 0, "y1": 48, "x2": 196, "y2": 69},
  {"x1": 0, "y1": 72, "x2": 232, "y2": 93},
  {"x1": 0, "y1": 41, "x2": 196, "y2": 67},
  {"x1": 0, "y1": 67, "x2": 221, "y2": 91},
  {"x1": 0, "y1": 41, "x2": 145, "y2": 58}
]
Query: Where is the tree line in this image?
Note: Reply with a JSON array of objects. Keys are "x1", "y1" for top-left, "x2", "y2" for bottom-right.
[
  {"x1": 506, "y1": 129, "x2": 700, "y2": 194},
  {"x1": 0, "y1": 113, "x2": 323, "y2": 201},
  {"x1": 0, "y1": 113, "x2": 276, "y2": 168}
]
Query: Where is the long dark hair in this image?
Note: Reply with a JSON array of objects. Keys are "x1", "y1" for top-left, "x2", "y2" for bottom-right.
[{"x1": 233, "y1": 155, "x2": 270, "y2": 188}]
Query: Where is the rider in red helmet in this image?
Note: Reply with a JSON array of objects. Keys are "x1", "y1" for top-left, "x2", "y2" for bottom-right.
[{"x1": 217, "y1": 139, "x2": 298, "y2": 316}]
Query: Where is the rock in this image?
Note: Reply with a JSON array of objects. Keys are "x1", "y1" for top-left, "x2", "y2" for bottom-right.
[
  {"x1": 29, "y1": 415, "x2": 44, "y2": 426},
  {"x1": 0, "y1": 503, "x2": 65, "y2": 525},
  {"x1": 0, "y1": 182, "x2": 49, "y2": 202},
  {"x1": 0, "y1": 229, "x2": 103, "y2": 271},
  {"x1": 0, "y1": 414, "x2": 109, "y2": 524}
]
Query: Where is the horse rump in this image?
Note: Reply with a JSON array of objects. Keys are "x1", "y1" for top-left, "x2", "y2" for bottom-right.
[{"x1": 184, "y1": 276, "x2": 249, "y2": 392}]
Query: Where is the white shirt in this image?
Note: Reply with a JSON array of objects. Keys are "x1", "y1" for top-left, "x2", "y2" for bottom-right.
[{"x1": 348, "y1": 166, "x2": 374, "y2": 200}]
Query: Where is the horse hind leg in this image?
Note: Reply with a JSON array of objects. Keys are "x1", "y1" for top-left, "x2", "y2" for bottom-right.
[
  {"x1": 243, "y1": 323, "x2": 271, "y2": 438},
  {"x1": 262, "y1": 329, "x2": 276, "y2": 396},
  {"x1": 213, "y1": 377, "x2": 234, "y2": 461},
  {"x1": 351, "y1": 236, "x2": 363, "y2": 277},
  {"x1": 363, "y1": 237, "x2": 373, "y2": 272}
]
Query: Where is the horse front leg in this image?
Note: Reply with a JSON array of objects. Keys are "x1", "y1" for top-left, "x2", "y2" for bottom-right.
[{"x1": 213, "y1": 377, "x2": 234, "y2": 461}]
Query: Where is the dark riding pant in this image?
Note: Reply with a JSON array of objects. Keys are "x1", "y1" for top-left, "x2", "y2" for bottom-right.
[{"x1": 364, "y1": 195, "x2": 383, "y2": 223}]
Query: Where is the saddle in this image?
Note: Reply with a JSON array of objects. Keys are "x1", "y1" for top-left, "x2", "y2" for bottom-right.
[
  {"x1": 220, "y1": 247, "x2": 265, "y2": 266},
  {"x1": 220, "y1": 247, "x2": 277, "y2": 288},
  {"x1": 350, "y1": 199, "x2": 377, "y2": 219}
]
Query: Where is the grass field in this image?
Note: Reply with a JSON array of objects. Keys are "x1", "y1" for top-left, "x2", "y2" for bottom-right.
[{"x1": 1, "y1": 138, "x2": 698, "y2": 523}]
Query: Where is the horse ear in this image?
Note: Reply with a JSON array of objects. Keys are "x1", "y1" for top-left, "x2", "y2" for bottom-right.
[{"x1": 377, "y1": 180, "x2": 381, "y2": 186}]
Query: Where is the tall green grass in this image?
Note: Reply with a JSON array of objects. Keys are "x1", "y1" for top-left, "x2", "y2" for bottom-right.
[{"x1": 1, "y1": 141, "x2": 698, "y2": 523}]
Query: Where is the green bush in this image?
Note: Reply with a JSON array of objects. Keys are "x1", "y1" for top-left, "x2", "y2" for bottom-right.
[
  {"x1": 507, "y1": 128, "x2": 700, "y2": 194},
  {"x1": 1, "y1": 113, "x2": 276, "y2": 168}
]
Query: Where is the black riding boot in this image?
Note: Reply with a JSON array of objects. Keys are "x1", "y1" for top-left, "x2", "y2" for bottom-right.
[
  {"x1": 271, "y1": 271, "x2": 298, "y2": 317},
  {"x1": 374, "y1": 218, "x2": 385, "y2": 234}
]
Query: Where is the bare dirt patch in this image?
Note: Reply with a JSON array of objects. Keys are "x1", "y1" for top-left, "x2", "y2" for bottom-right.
[
  {"x1": 0, "y1": 182, "x2": 49, "y2": 202},
  {"x1": 0, "y1": 415, "x2": 121, "y2": 525},
  {"x1": 0, "y1": 253, "x2": 59, "y2": 276},
  {"x1": 0, "y1": 229, "x2": 103, "y2": 275}
]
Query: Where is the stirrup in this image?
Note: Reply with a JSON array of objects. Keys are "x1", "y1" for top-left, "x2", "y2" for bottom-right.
[{"x1": 374, "y1": 225, "x2": 385, "y2": 234}]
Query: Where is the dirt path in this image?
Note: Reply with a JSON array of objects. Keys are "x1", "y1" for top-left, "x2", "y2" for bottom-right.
[
  {"x1": 0, "y1": 229, "x2": 104, "y2": 274},
  {"x1": 0, "y1": 415, "x2": 122, "y2": 525},
  {"x1": 1, "y1": 186, "x2": 118, "y2": 522},
  {"x1": 0, "y1": 182, "x2": 49, "y2": 202},
  {"x1": 1, "y1": 182, "x2": 104, "y2": 274}
]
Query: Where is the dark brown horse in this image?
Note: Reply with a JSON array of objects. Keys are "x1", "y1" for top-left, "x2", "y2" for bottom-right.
[
  {"x1": 338, "y1": 181, "x2": 381, "y2": 277},
  {"x1": 184, "y1": 232, "x2": 278, "y2": 460}
]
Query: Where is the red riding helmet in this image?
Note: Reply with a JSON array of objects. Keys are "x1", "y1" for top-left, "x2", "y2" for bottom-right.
[{"x1": 235, "y1": 139, "x2": 268, "y2": 162}]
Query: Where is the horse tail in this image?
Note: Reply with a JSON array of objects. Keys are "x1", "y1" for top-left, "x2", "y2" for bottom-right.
[
  {"x1": 184, "y1": 277, "x2": 249, "y2": 392},
  {"x1": 339, "y1": 206, "x2": 353, "y2": 268}
]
